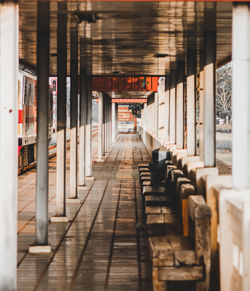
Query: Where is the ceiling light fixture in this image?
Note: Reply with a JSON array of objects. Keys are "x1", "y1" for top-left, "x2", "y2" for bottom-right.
[{"x1": 74, "y1": 12, "x2": 97, "y2": 24}]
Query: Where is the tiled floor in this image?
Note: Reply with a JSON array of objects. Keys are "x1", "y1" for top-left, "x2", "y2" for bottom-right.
[{"x1": 17, "y1": 134, "x2": 152, "y2": 291}]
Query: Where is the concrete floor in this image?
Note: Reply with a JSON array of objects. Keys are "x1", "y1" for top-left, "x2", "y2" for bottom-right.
[
  {"x1": 17, "y1": 133, "x2": 231, "y2": 290},
  {"x1": 17, "y1": 134, "x2": 152, "y2": 291}
]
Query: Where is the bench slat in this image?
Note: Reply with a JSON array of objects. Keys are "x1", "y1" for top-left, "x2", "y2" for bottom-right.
[{"x1": 158, "y1": 266, "x2": 203, "y2": 281}]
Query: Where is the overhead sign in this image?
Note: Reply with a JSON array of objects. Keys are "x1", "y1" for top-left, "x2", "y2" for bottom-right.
[
  {"x1": 112, "y1": 98, "x2": 147, "y2": 103},
  {"x1": 92, "y1": 76, "x2": 158, "y2": 92},
  {"x1": 118, "y1": 106, "x2": 134, "y2": 122}
]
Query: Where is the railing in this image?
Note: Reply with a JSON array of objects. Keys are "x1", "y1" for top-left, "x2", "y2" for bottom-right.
[{"x1": 139, "y1": 126, "x2": 163, "y2": 156}]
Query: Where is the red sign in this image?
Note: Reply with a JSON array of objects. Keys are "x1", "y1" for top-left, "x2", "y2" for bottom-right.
[
  {"x1": 118, "y1": 106, "x2": 133, "y2": 122},
  {"x1": 92, "y1": 76, "x2": 158, "y2": 92},
  {"x1": 112, "y1": 98, "x2": 147, "y2": 103}
]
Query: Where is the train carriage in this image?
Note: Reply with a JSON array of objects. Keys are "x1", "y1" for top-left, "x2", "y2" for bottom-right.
[{"x1": 18, "y1": 68, "x2": 53, "y2": 172}]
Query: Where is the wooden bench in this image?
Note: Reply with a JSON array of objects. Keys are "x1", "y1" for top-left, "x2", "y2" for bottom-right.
[{"x1": 149, "y1": 195, "x2": 211, "y2": 291}]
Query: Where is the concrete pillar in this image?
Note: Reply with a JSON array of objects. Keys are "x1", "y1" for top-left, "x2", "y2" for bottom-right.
[
  {"x1": 108, "y1": 99, "x2": 111, "y2": 146},
  {"x1": 31, "y1": 1, "x2": 51, "y2": 250},
  {"x1": 112, "y1": 102, "x2": 116, "y2": 142},
  {"x1": 115, "y1": 103, "x2": 118, "y2": 137},
  {"x1": 78, "y1": 47, "x2": 87, "y2": 187},
  {"x1": 232, "y1": 3, "x2": 250, "y2": 188},
  {"x1": 102, "y1": 96, "x2": 105, "y2": 155},
  {"x1": 155, "y1": 92, "x2": 159, "y2": 137},
  {"x1": 165, "y1": 77, "x2": 170, "y2": 142},
  {"x1": 85, "y1": 76, "x2": 92, "y2": 178},
  {"x1": 104, "y1": 96, "x2": 108, "y2": 153},
  {"x1": 106, "y1": 98, "x2": 110, "y2": 147},
  {"x1": 187, "y1": 50, "x2": 197, "y2": 156},
  {"x1": 199, "y1": 51, "x2": 205, "y2": 161},
  {"x1": 97, "y1": 92, "x2": 104, "y2": 161},
  {"x1": 53, "y1": 2, "x2": 68, "y2": 222},
  {"x1": 68, "y1": 20, "x2": 79, "y2": 201},
  {"x1": 109, "y1": 100, "x2": 112, "y2": 145},
  {"x1": 176, "y1": 62, "x2": 185, "y2": 148},
  {"x1": 203, "y1": 31, "x2": 216, "y2": 167},
  {"x1": 143, "y1": 102, "x2": 147, "y2": 128},
  {"x1": 169, "y1": 70, "x2": 176, "y2": 144},
  {"x1": 0, "y1": 2, "x2": 18, "y2": 288}
]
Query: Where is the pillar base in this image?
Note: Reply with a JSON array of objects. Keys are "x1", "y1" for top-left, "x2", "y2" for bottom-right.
[
  {"x1": 66, "y1": 198, "x2": 81, "y2": 204},
  {"x1": 29, "y1": 245, "x2": 51, "y2": 254},
  {"x1": 78, "y1": 185, "x2": 88, "y2": 190},
  {"x1": 86, "y1": 176, "x2": 94, "y2": 181},
  {"x1": 50, "y1": 216, "x2": 69, "y2": 223},
  {"x1": 96, "y1": 158, "x2": 104, "y2": 163}
]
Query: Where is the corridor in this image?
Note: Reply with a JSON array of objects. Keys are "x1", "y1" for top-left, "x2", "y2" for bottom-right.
[{"x1": 17, "y1": 134, "x2": 152, "y2": 291}]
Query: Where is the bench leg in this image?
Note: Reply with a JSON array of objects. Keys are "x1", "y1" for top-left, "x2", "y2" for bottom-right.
[
  {"x1": 152, "y1": 267, "x2": 166, "y2": 291},
  {"x1": 182, "y1": 199, "x2": 189, "y2": 236}
]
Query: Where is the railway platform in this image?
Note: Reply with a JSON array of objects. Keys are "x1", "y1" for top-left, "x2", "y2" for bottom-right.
[{"x1": 17, "y1": 134, "x2": 152, "y2": 291}]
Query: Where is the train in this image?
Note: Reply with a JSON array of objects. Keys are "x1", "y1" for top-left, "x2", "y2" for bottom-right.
[{"x1": 18, "y1": 68, "x2": 54, "y2": 172}]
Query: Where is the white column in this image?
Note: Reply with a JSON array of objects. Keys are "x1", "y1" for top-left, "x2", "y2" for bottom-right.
[
  {"x1": 115, "y1": 103, "x2": 118, "y2": 137},
  {"x1": 143, "y1": 103, "x2": 147, "y2": 128},
  {"x1": 31, "y1": 1, "x2": 51, "y2": 250},
  {"x1": 104, "y1": 96, "x2": 108, "y2": 153},
  {"x1": 232, "y1": 3, "x2": 250, "y2": 188},
  {"x1": 85, "y1": 77, "x2": 92, "y2": 178},
  {"x1": 169, "y1": 71, "x2": 176, "y2": 144},
  {"x1": 176, "y1": 62, "x2": 185, "y2": 148},
  {"x1": 155, "y1": 92, "x2": 159, "y2": 137},
  {"x1": 54, "y1": 2, "x2": 68, "y2": 222},
  {"x1": 203, "y1": 31, "x2": 216, "y2": 167},
  {"x1": 97, "y1": 92, "x2": 104, "y2": 161},
  {"x1": 0, "y1": 2, "x2": 18, "y2": 289},
  {"x1": 165, "y1": 77, "x2": 170, "y2": 142},
  {"x1": 199, "y1": 51, "x2": 205, "y2": 161},
  {"x1": 187, "y1": 50, "x2": 197, "y2": 156},
  {"x1": 102, "y1": 95, "x2": 105, "y2": 155},
  {"x1": 78, "y1": 57, "x2": 87, "y2": 187},
  {"x1": 112, "y1": 102, "x2": 116, "y2": 142},
  {"x1": 68, "y1": 21, "x2": 79, "y2": 200}
]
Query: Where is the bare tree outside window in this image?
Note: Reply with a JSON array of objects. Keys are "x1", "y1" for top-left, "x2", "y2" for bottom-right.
[{"x1": 216, "y1": 63, "x2": 232, "y2": 126}]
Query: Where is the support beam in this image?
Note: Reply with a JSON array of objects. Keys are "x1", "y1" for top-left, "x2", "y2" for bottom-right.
[
  {"x1": 109, "y1": 100, "x2": 112, "y2": 145},
  {"x1": 53, "y1": 2, "x2": 68, "y2": 222},
  {"x1": 68, "y1": 20, "x2": 79, "y2": 201},
  {"x1": 85, "y1": 76, "x2": 93, "y2": 178},
  {"x1": 187, "y1": 50, "x2": 197, "y2": 156},
  {"x1": 97, "y1": 92, "x2": 104, "y2": 161},
  {"x1": 199, "y1": 50, "x2": 205, "y2": 161},
  {"x1": 104, "y1": 96, "x2": 108, "y2": 153},
  {"x1": 232, "y1": 3, "x2": 250, "y2": 188},
  {"x1": 32, "y1": 1, "x2": 51, "y2": 249},
  {"x1": 169, "y1": 70, "x2": 176, "y2": 144},
  {"x1": 115, "y1": 103, "x2": 118, "y2": 137},
  {"x1": 0, "y1": 2, "x2": 18, "y2": 289},
  {"x1": 78, "y1": 45, "x2": 87, "y2": 188},
  {"x1": 176, "y1": 62, "x2": 185, "y2": 149},
  {"x1": 203, "y1": 31, "x2": 216, "y2": 167},
  {"x1": 155, "y1": 92, "x2": 159, "y2": 137},
  {"x1": 112, "y1": 102, "x2": 116, "y2": 142},
  {"x1": 102, "y1": 96, "x2": 105, "y2": 156},
  {"x1": 165, "y1": 77, "x2": 170, "y2": 142}
]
